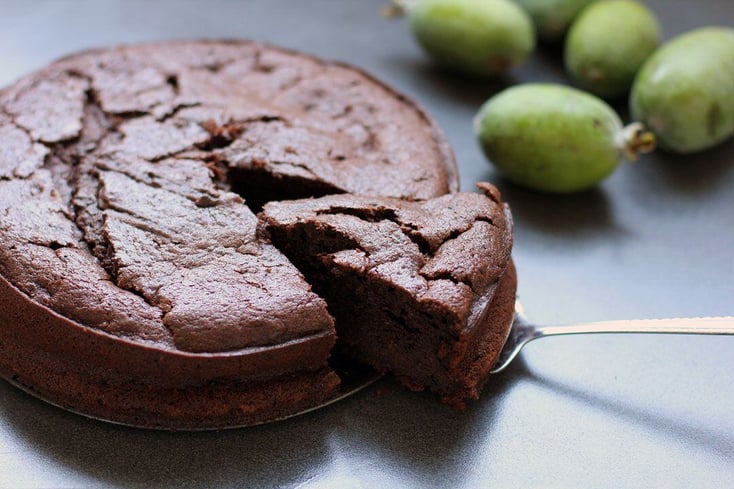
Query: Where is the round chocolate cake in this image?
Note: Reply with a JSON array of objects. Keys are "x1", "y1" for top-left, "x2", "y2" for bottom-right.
[{"x1": 0, "y1": 40, "x2": 514, "y2": 429}]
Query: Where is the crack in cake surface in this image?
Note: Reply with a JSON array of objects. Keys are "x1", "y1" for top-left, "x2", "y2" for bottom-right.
[{"x1": 261, "y1": 192, "x2": 511, "y2": 305}]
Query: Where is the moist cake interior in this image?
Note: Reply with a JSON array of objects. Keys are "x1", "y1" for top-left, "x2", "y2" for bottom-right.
[
  {"x1": 266, "y1": 218, "x2": 462, "y2": 396},
  {"x1": 259, "y1": 191, "x2": 516, "y2": 406}
]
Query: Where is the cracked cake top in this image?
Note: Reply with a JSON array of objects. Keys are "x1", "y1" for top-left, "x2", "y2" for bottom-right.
[
  {"x1": 0, "y1": 40, "x2": 458, "y2": 353},
  {"x1": 258, "y1": 183, "x2": 514, "y2": 330}
]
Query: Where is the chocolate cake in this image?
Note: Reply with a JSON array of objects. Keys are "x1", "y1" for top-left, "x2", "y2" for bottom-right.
[
  {"x1": 259, "y1": 184, "x2": 515, "y2": 407},
  {"x1": 0, "y1": 40, "x2": 513, "y2": 429}
]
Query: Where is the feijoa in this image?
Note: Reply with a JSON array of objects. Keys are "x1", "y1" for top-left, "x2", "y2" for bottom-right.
[
  {"x1": 630, "y1": 27, "x2": 734, "y2": 153},
  {"x1": 565, "y1": 0, "x2": 660, "y2": 99},
  {"x1": 514, "y1": 0, "x2": 595, "y2": 42},
  {"x1": 475, "y1": 84, "x2": 655, "y2": 193},
  {"x1": 405, "y1": 0, "x2": 536, "y2": 78}
]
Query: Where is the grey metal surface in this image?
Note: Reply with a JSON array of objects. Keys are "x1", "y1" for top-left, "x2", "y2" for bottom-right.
[{"x1": 0, "y1": 0, "x2": 732, "y2": 487}]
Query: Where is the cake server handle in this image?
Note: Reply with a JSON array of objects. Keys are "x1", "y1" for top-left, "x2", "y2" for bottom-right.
[
  {"x1": 491, "y1": 309, "x2": 734, "y2": 374},
  {"x1": 536, "y1": 316, "x2": 734, "y2": 337}
]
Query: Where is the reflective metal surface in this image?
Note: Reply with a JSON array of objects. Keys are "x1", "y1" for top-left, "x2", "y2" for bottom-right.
[
  {"x1": 0, "y1": 1, "x2": 732, "y2": 487},
  {"x1": 492, "y1": 302, "x2": 734, "y2": 373}
]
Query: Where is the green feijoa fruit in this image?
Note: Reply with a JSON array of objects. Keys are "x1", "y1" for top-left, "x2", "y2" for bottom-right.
[
  {"x1": 475, "y1": 84, "x2": 655, "y2": 193},
  {"x1": 630, "y1": 27, "x2": 734, "y2": 154},
  {"x1": 565, "y1": 0, "x2": 660, "y2": 99},
  {"x1": 406, "y1": 0, "x2": 535, "y2": 78},
  {"x1": 514, "y1": 0, "x2": 595, "y2": 43}
]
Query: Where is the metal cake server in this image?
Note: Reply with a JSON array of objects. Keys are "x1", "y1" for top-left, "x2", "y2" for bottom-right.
[{"x1": 490, "y1": 301, "x2": 734, "y2": 374}]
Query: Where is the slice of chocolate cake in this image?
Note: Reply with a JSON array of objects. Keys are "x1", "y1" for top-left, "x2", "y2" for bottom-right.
[{"x1": 259, "y1": 183, "x2": 516, "y2": 407}]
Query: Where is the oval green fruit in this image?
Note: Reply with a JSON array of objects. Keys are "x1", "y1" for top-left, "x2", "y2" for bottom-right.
[
  {"x1": 565, "y1": 0, "x2": 660, "y2": 99},
  {"x1": 475, "y1": 84, "x2": 654, "y2": 193},
  {"x1": 514, "y1": 0, "x2": 595, "y2": 42},
  {"x1": 630, "y1": 27, "x2": 734, "y2": 154},
  {"x1": 407, "y1": 0, "x2": 535, "y2": 78}
]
